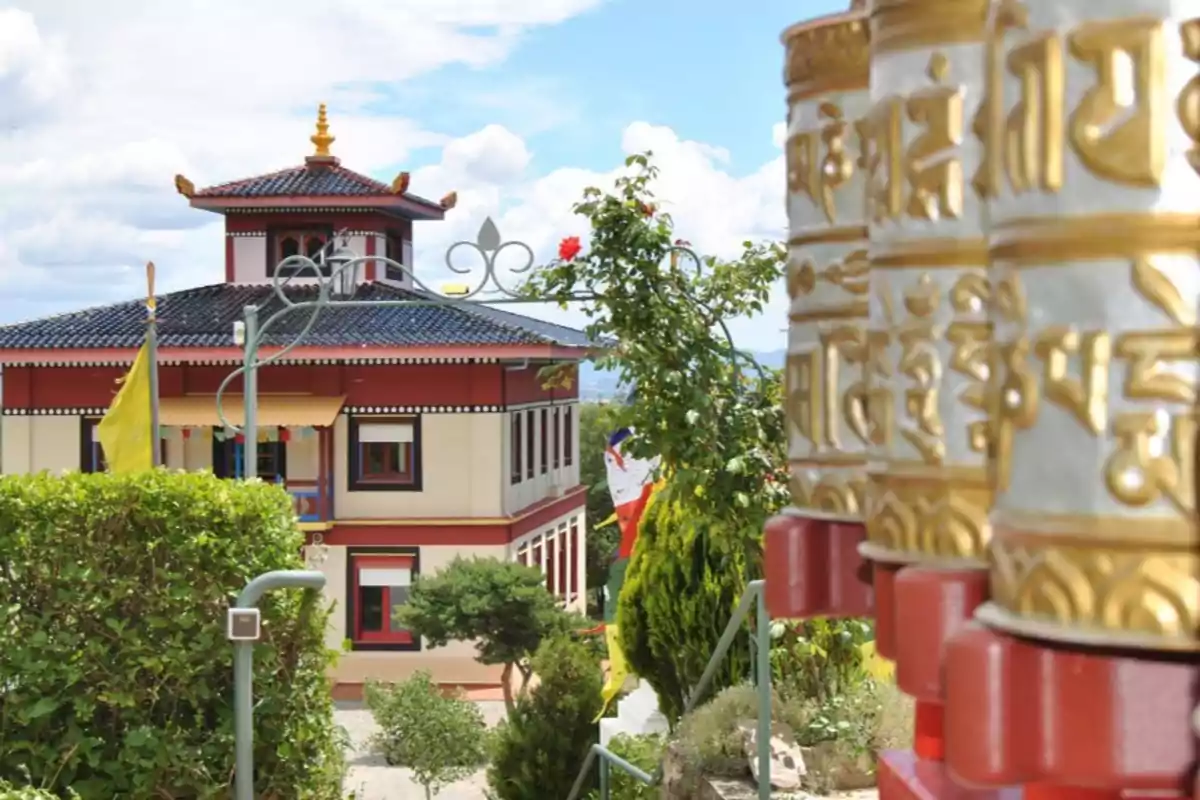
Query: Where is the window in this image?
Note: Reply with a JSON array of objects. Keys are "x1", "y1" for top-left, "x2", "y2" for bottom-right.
[
  {"x1": 552, "y1": 408, "x2": 561, "y2": 470},
  {"x1": 384, "y1": 231, "x2": 412, "y2": 282},
  {"x1": 525, "y1": 409, "x2": 535, "y2": 480},
  {"x1": 269, "y1": 227, "x2": 334, "y2": 277},
  {"x1": 349, "y1": 417, "x2": 422, "y2": 491},
  {"x1": 80, "y1": 418, "x2": 166, "y2": 472},
  {"x1": 212, "y1": 437, "x2": 287, "y2": 482},
  {"x1": 540, "y1": 408, "x2": 549, "y2": 475},
  {"x1": 348, "y1": 550, "x2": 419, "y2": 650},
  {"x1": 564, "y1": 405, "x2": 574, "y2": 467},
  {"x1": 511, "y1": 413, "x2": 523, "y2": 485}
]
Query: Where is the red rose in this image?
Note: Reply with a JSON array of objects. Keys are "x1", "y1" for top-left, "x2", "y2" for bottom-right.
[{"x1": 558, "y1": 236, "x2": 582, "y2": 262}]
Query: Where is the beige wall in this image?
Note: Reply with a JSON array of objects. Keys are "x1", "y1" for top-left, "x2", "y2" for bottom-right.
[
  {"x1": 335, "y1": 412, "x2": 504, "y2": 519},
  {"x1": 311, "y1": 543, "x2": 508, "y2": 686},
  {"x1": 502, "y1": 402, "x2": 581, "y2": 515},
  {"x1": 2, "y1": 416, "x2": 80, "y2": 474}
]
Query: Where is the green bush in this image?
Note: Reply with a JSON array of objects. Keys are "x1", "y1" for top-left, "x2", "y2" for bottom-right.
[
  {"x1": 0, "y1": 471, "x2": 344, "y2": 798},
  {"x1": 364, "y1": 672, "x2": 489, "y2": 798},
  {"x1": 585, "y1": 734, "x2": 663, "y2": 800},
  {"x1": 0, "y1": 779, "x2": 74, "y2": 799},
  {"x1": 487, "y1": 635, "x2": 603, "y2": 800},
  {"x1": 770, "y1": 618, "x2": 872, "y2": 703},
  {"x1": 618, "y1": 492, "x2": 760, "y2": 723}
]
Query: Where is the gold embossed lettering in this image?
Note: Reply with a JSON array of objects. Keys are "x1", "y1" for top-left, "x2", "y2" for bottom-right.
[
  {"x1": 787, "y1": 350, "x2": 822, "y2": 449},
  {"x1": 787, "y1": 129, "x2": 820, "y2": 202},
  {"x1": 1068, "y1": 18, "x2": 1166, "y2": 187},
  {"x1": 975, "y1": 0, "x2": 1028, "y2": 198},
  {"x1": 823, "y1": 324, "x2": 870, "y2": 448},
  {"x1": 1115, "y1": 331, "x2": 1199, "y2": 404},
  {"x1": 1105, "y1": 410, "x2": 1195, "y2": 513},
  {"x1": 897, "y1": 275, "x2": 945, "y2": 464},
  {"x1": 1032, "y1": 326, "x2": 1111, "y2": 434},
  {"x1": 817, "y1": 102, "x2": 854, "y2": 224},
  {"x1": 864, "y1": 330, "x2": 894, "y2": 446},
  {"x1": 859, "y1": 97, "x2": 904, "y2": 224},
  {"x1": 1004, "y1": 32, "x2": 1065, "y2": 193},
  {"x1": 947, "y1": 273, "x2": 992, "y2": 452},
  {"x1": 904, "y1": 54, "x2": 965, "y2": 220},
  {"x1": 1181, "y1": 20, "x2": 1200, "y2": 175}
]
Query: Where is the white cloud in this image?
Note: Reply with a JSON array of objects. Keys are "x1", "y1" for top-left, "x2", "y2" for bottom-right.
[{"x1": 0, "y1": 1, "x2": 789, "y2": 350}]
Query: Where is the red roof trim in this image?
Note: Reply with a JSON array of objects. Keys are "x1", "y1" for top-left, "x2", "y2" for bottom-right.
[
  {"x1": 190, "y1": 194, "x2": 445, "y2": 219},
  {"x1": 0, "y1": 344, "x2": 591, "y2": 365}
]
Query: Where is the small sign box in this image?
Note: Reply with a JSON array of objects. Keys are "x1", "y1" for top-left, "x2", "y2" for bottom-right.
[{"x1": 227, "y1": 608, "x2": 262, "y2": 642}]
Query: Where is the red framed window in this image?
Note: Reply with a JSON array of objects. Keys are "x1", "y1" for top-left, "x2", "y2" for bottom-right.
[
  {"x1": 350, "y1": 551, "x2": 418, "y2": 648},
  {"x1": 539, "y1": 408, "x2": 549, "y2": 475},
  {"x1": 349, "y1": 417, "x2": 421, "y2": 491},
  {"x1": 558, "y1": 524, "x2": 570, "y2": 600},
  {"x1": 531, "y1": 537, "x2": 543, "y2": 573},
  {"x1": 525, "y1": 409, "x2": 535, "y2": 480},
  {"x1": 511, "y1": 413, "x2": 523, "y2": 485},
  {"x1": 564, "y1": 406, "x2": 575, "y2": 467},
  {"x1": 269, "y1": 227, "x2": 335, "y2": 277},
  {"x1": 552, "y1": 407, "x2": 561, "y2": 470},
  {"x1": 546, "y1": 533, "x2": 558, "y2": 596},
  {"x1": 569, "y1": 520, "x2": 580, "y2": 600}
]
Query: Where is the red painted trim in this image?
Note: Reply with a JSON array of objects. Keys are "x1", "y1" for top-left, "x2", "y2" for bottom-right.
[
  {"x1": 310, "y1": 486, "x2": 587, "y2": 547},
  {"x1": 0, "y1": 345, "x2": 591, "y2": 365},
  {"x1": 191, "y1": 194, "x2": 445, "y2": 219},
  {"x1": 350, "y1": 553, "x2": 415, "y2": 645},
  {"x1": 224, "y1": 235, "x2": 235, "y2": 282},
  {"x1": 364, "y1": 233, "x2": 377, "y2": 282}
]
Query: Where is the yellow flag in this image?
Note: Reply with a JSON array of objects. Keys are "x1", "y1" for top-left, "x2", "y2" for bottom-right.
[
  {"x1": 595, "y1": 624, "x2": 630, "y2": 721},
  {"x1": 96, "y1": 342, "x2": 154, "y2": 473},
  {"x1": 859, "y1": 639, "x2": 895, "y2": 681}
]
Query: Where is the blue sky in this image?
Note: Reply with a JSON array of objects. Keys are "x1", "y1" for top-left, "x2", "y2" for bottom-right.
[{"x1": 370, "y1": 0, "x2": 843, "y2": 177}]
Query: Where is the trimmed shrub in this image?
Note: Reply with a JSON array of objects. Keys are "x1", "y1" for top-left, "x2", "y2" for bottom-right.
[
  {"x1": 0, "y1": 471, "x2": 344, "y2": 798},
  {"x1": 364, "y1": 672, "x2": 489, "y2": 798},
  {"x1": 487, "y1": 635, "x2": 602, "y2": 800}
]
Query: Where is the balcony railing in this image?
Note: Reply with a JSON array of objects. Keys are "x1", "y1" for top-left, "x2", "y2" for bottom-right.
[{"x1": 283, "y1": 478, "x2": 333, "y2": 524}]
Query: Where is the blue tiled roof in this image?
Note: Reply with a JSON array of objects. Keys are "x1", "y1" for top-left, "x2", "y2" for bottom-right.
[{"x1": 0, "y1": 283, "x2": 594, "y2": 351}]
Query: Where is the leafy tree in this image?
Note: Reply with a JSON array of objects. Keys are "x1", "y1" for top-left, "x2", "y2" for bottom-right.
[
  {"x1": 579, "y1": 401, "x2": 620, "y2": 615},
  {"x1": 524, "y1": 153, "x2": 789, "y2": 721},
  {"x1": 395, "y1": 556, "x2": 581, "y2": 713},
  {"x1": 364, "y1": 672, "x2": 489, "y2": 799},
  {"x1": 487, "y1": 635, "x2": 603, "y2": 800}
]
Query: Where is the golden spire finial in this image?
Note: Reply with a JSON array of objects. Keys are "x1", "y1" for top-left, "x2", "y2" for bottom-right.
[{"x1": 310, "y1": 103, "x2": 335, "y2": 157}]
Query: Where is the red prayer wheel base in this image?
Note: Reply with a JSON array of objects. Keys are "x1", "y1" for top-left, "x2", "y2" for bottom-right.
[
  {"x1": 763, "y1": 515, "x2": 872, "y2": 619},
  {"x1": 878, "y1": 750, "x2": 1021, "y2": 800}
]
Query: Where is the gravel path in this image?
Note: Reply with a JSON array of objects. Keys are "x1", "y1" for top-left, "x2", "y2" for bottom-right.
[{"x1": 337, "y1": 700, "x2": 506, "y2": 800}]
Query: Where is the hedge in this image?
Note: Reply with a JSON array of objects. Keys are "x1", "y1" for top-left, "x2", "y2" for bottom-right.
[{"x1": 0, "y1": 471, "x2": 344, "y2": 798}]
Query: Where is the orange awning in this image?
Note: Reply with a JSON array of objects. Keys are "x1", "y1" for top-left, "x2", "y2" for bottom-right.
[{"x1": 158, "y1": 395, "x2": 346, "y2": 428}]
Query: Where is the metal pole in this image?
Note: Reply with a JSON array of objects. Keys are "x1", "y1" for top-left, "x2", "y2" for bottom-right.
[
  {"x1": 146, "y1": 262, "x2": 161, "y2": 467},
  {"x1": 599, "y1": 757, "x2": 609, "y2": 800},
  {"x1": 242, "y1": 305, "x2": 259, "y2": 480},
  {"x1": 755, "y1": 584, "x2": 771, "y2": 800},
  {"x1": 233, "y1": 569, "x2": 326, "y2": 800}
]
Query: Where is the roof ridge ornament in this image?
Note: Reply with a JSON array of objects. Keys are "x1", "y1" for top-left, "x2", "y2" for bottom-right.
[{"x1": 306, "y1": 103, "x2": 339, "y2": 166}]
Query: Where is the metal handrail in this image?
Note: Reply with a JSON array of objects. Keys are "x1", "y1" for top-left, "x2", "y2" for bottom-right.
[{"x1": 565, "y1": 579, "x2": 771, "y2": 800}]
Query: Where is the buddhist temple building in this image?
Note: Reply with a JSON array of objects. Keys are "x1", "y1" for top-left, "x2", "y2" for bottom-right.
[{"x1": 0, "y1": 106, "x2": 591, "y2": 697}]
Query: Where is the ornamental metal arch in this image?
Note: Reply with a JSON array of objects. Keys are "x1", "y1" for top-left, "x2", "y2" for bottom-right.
[{"x1": 212, "y1": 217, "x2": 765, "y2": 483}]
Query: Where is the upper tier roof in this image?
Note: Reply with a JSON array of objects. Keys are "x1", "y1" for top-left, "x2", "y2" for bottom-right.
[
  {"x1": 174, "y1": 104, "x2": 454, "y2": 219},
  {"x1": 0, "y1": 282, "x2": 594, "y2": 353}
]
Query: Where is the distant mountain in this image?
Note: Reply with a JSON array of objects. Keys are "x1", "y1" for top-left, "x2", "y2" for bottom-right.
[{"x1": 578, "y1": 349, "x2": 786, "y2": 401}]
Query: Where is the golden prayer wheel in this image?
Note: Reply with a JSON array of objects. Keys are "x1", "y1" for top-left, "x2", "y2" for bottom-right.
[
  {"x1": 860, "y1": 0, "x2": 993, "y2": 566},
  {"x1": 976, "y1": 0, "x2": 1200, "y2": 649},
  {"x1": 783, "y1": 6, "x2": 872, "y2": 522}
]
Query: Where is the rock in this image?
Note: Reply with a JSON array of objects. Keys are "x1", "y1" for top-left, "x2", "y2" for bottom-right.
[
  {"x1": 800, "y1": 741, "x2": 876, "y2": 791},
  {"x1": 737, "y1": 719, "x2": 806, "y2": 790}
]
